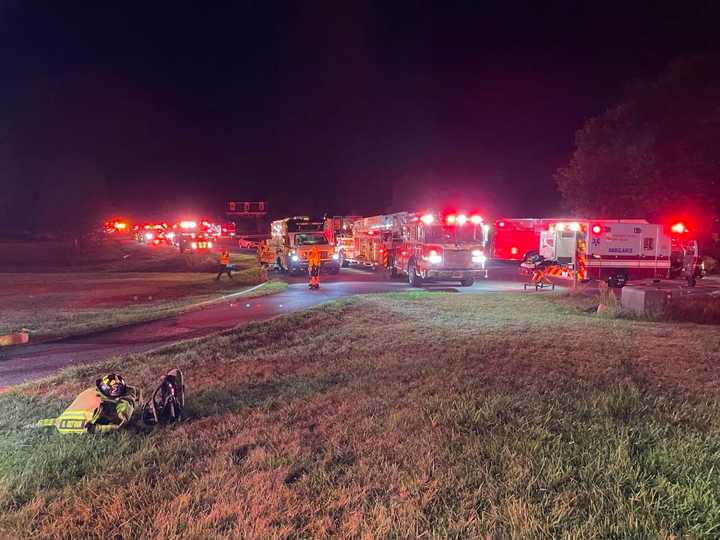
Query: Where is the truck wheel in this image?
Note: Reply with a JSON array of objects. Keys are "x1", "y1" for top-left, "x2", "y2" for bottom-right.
[
  {"x1": 460, "y1": 278, "x2": 474, "y2": 287},
  {"x1": 607, "y1": 271, "x2": 628, "y2": 288},
  {"x1": 408, "y1": 260, "x2": 423, "y2": 287}
]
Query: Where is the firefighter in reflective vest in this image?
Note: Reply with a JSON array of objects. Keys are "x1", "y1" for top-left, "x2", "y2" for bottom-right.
[
  {"x1": 308, "y1": 245, "x2": 321, "y2": 289},
  {"x1": 37, "y1": 374, "x2": 139, "y2": 433},
  {"x1": 216, "y1": 249, "x2": 233, "y2": 280}
]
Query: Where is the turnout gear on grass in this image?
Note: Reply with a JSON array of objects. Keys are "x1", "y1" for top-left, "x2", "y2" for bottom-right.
[
  {"x1": 142, "y1": 368, "x2": 185, "y2": 425},
  {"x1": 37, "y1": 384, "x2": 140, "y2": 434}
]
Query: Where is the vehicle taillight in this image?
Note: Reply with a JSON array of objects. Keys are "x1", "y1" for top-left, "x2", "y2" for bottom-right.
[
  {"x1": 592, "y1": 225, "x2": 602, "y2": 234},
  {"x1": 510, "y1": 247, "x2": 518, "y2": 255}
]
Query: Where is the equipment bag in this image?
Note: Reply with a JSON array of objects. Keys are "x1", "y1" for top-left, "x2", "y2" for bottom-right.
[{"x1": 142, "y1": 368, "x2": 185, "y2": 425}]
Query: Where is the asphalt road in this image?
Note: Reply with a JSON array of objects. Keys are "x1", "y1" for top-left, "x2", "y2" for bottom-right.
[{"x1": 0, "y1": 264, "x2": 526, "y2": 388}]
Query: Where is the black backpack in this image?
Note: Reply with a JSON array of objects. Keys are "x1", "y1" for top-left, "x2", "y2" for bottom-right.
[{"x1": 142, "y1": 368, "x2": 185, "y2": 426}]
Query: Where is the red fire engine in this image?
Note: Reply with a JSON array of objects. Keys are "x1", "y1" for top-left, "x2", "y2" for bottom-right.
[
  {"x1": 350, "y1": 211, "x2": 489, "y2": 287},
  {"x1": 493, "y1": 218, "x2": 580, "y2": 261},
  {"x1": 324, "y1": 216, "x2": 361, "y2": 267}
]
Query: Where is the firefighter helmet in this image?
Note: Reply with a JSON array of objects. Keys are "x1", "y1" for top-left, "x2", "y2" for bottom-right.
[{"x1": 96, "y1": 373, "x2": 127, "y2": 398}]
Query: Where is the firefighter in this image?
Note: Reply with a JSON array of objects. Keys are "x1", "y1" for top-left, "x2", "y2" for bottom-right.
[
  {"x1": 308, "y1": 245, "x2": 321, "y2": 289},
  {"x1": 216, "y1": 249, "x2": 233, "y2": 280},
  {"x1": 37, "y1": 374, "x2": 140, "y2": 434}
]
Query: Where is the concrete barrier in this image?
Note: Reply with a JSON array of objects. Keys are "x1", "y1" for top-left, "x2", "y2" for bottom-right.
[{"x1": 621, "y1": 283, "x2": 686, "y2": 317}]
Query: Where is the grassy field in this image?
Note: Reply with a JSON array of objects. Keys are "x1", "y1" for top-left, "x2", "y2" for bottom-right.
[
  {"x1": 2, "y1": 292, "x2": 720, "y2": 538},
  {"x1": 0, "y1": 240, "x2": 286, "y2": 340},
  {"x1": 0, "y1": 238, "x2": 248, "y2": 273}
]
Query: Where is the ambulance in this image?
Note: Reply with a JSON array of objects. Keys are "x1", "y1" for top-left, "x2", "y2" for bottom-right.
[{"x1": 538, "y1": 220, "x2": 671, "y2": 287}]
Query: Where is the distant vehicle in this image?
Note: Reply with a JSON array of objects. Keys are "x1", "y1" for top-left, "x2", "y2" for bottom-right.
[
  {"x1": 324, "y1": 216, "x2": 361, "y2": 267},
  {"x1": 104, "y1": 219, "x2": 130, "y2": 234},
  {"x1": 238, "y1": 237, "x2": 261, "y2": 249},
  {"x1": 135, "y1": 223, "x2": 167, "y2": 245},
  {"x1": 172, "y1": 221, "x2": 214, "y2": 253}
]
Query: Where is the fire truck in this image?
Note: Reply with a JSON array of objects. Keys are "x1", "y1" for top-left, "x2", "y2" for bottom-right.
[
  {"x1": 533, "y1": 219, "x2": 672, "y2": 287},
  {"x1": 324, "y1": 215, "x2": 361, "y2": 267},
  {"x1": 493, "y1": 218, "x2": 582, "y2": 261},
  {"x1": 258, "y1": 217, "x2": 340, "y2": 275},
  {"x1": 350, "y1": 211, "x2": 489, "y2": 287},
  {"x1": 172, "y1": 221, "x2": 214, "y2": 253}
]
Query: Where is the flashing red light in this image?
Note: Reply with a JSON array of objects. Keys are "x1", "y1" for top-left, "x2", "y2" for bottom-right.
[
  {"x1": 421, "y1": 214, "x2": 435, "y2": 225},
  {"x1": 498, "y1": 221, "x2": 505, "y2": 227},
  {"x1": 445, "y1": 214, "x2": 456, "y2": 225},
  {"x1": 368, "y1": 230, "x2": 374, "y2": 235},
  {"x1": 671, "y1": 222, "x2": 687, "y2": 234},
  {"x1": 456, "y1": 214, "x2": 468, "y2": 225},
  {"x1": 470, "y1": 215, "x2": 482, "y2": 225},
  {"x1": 510, "y1": 247, "x2": 518, "y2": 255},
  {"x1": 401, "y1": 250, "x2": 407, "y2": 256},
  {"x1": 592, "y1": 225, "x2": 602, "y2": 234}
]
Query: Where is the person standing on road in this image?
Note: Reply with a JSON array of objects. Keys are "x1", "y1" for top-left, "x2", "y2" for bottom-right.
[
  {"x1": 216, "y1": 249, "x2": 233, "y2": 280},
  {"x1": 308, "y1": 245, "x2": 321, "y2": 289}
]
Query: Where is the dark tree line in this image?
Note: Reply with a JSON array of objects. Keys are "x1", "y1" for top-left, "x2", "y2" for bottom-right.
[{"x1": 556, "y1": 54, "x2": 720, "y2": 222}]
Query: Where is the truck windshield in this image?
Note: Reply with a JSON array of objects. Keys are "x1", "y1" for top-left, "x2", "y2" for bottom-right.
[
  {"x1": 424, "y1": 225, "x2": 481, "y2": 244},
  {"x1": 294, "y1": 233, "x2": 328, "y2": 245}
]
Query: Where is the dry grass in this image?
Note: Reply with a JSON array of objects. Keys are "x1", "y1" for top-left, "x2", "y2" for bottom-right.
[
  {"x1": 0, "y1": 257, "x2": 285, "y2": 340},
  {"x1": 2, "y1": 292, "x2": 720, "y2": 538}
]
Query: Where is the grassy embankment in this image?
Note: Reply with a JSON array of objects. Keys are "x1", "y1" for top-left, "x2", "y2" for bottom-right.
[
  {"x1": 1, "y1": 292, "x2": 720, "y2": 538},
  {"x1": 0, "y1": 239, "x2": 286, "y2": 340}
]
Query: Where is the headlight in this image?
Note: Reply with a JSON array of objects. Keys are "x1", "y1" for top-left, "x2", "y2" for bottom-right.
[
  {"x1": 332, "y1": 253, "x2": 339, "y2": 260},
  {"x1": 472, "y1": 250, "x2": 486, "y2": 264},
  {"x1": 291, "y1": 255, "x2": 299, "y2": 262},
  {"x1": 426, "y1": 250, "x2": 442, "y2": 264},
  {"x1": 191, "y1": 242, "x2": 198, "y2": 249},
  {"x1": 207, "y1": 242, "x2": 213, "y2": 248}
]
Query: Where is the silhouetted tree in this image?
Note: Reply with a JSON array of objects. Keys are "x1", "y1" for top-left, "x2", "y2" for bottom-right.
[{"x1": 556, "y1": 54, "x2": 720, "y2": 219}]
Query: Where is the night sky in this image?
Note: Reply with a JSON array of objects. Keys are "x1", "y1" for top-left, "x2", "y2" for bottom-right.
[{"x1": 1, "y1": 1, "x2": 719, "y2": 230}]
